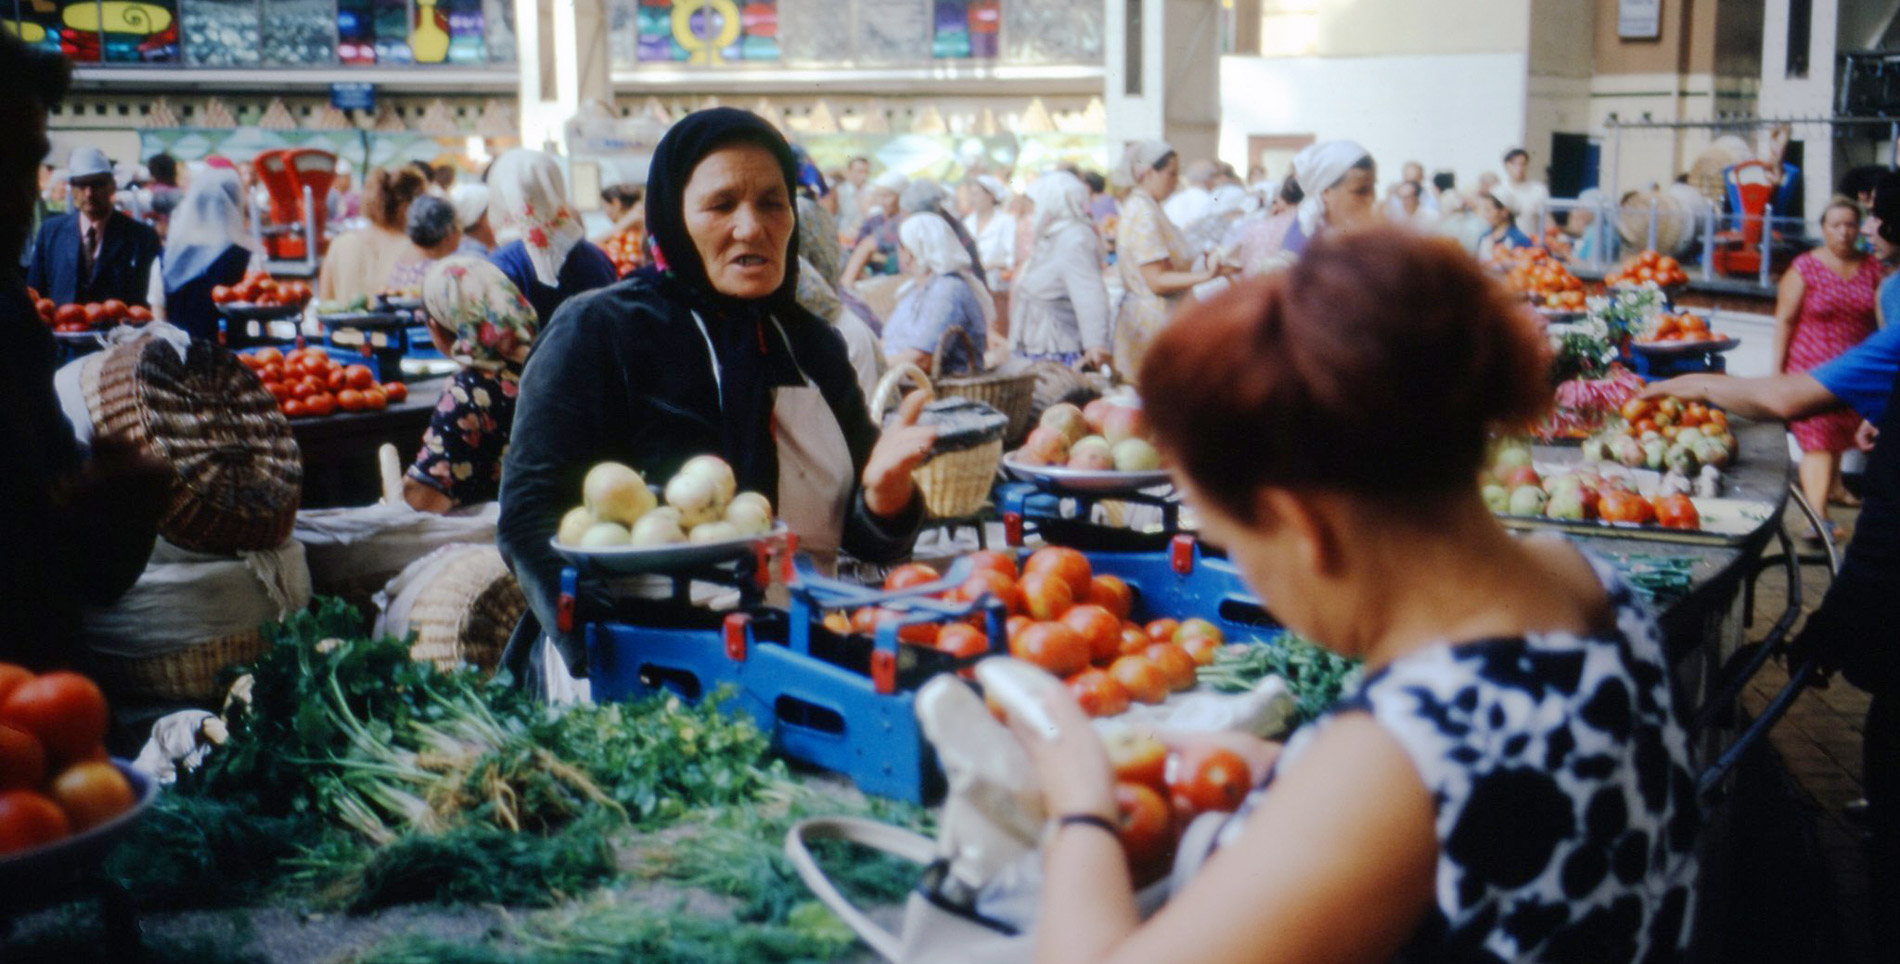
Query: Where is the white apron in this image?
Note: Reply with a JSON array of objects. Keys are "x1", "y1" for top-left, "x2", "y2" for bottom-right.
[{"x1": 693, "y1": 311, "x2": 856, "y2": 575}]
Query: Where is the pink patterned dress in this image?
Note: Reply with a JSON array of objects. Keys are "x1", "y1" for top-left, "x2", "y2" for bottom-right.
[{"x1": 1787, "y1": 252, "x2": 1882, "y2": 453}]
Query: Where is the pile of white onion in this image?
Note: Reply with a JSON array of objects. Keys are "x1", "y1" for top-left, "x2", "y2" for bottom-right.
[{"x1": 557, "y1": 455, "x2": 774, "y2": 548}]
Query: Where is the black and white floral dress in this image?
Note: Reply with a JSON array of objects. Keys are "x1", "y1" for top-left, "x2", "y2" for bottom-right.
[{"x1": 1212, "y1": 553, "x2": 1700, "y2": 964}]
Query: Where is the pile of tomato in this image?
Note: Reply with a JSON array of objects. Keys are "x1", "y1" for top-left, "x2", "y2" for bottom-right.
[
  {"x1": 602, "y1": 229, "x2": 645, "y2": 278},
  {"x1": 1605, "y1": 250, "x2": 1690, "y2": 288},
  {"x1": 212, "y1": 272, "x2": 313, "y2": 311},
  {"x1": 831, "y1": 548, "x2": 1226, "y2": 718},
  {"x1": 1097, "y1": 729, "x2": 1253, "y2": 883},
  {"x1": 238, "y1": 346, "x2": 408, "y2": 420},
  {"x1": 0, "y1": 665, "x2": 137, "y2": 856},
  {"x1": 29, "y1": 288, "x2": 153, "y2": 333},
  {"x1": 1636, "y1": 312, "x2": 1721, "y2": 345},
  {"x1": 1498, "y1": 247, "x2": 1586, "y2": 310},
  {"x1": 1617, "y1": 394, "x2": 1731, "y2": 443}
]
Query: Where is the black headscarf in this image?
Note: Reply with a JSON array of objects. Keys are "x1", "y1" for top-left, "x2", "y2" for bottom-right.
[
  {"x1": 642, "y1": 107, "x2": 805, "y2": 313},
  {"x1": 636, "y1": 108, "x2": 818, "y2": 499}
]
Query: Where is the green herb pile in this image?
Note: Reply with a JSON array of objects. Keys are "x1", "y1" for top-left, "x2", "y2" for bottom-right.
[
  {"x1": 1197, "y1": 634, "x2": 1362, "y2": 727},
  {"x1": 1605, "y1": 553, "x2": 1698, "y2": 607}
]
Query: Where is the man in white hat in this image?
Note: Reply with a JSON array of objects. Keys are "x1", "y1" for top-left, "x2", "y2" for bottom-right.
[{"x1": 27, "y1": 144, "x2": 161, "y2": 307}]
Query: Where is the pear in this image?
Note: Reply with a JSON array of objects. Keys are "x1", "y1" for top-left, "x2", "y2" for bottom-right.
[
  {"x1": 1545, "y1": 487, "x2": 1587, "y2": 520},
  {"x1": 583, "y1": 462, "x2": 655, "y2": 525},
  {"x1": 1507, "y1": 485, "x2": 1549, "y2": 517},
  {"x1": 631, "y1": 511, "x2": 687, "y2": 546},
  {"x1": 557, "y1": 506, "x2": 597, "y2": 546},
  {"x1": 679, "y1": 454, "x2": 737, "y2": 506},
  {"x1": 1112, "y1": 437, "x2": 1162, "y2": 472},
  {"x1": 578, "y1": 521, "x2": 632, "y2": 548},
  {"x1": 690, "y1": 520, "x2": 743, "y2": 543},
  {"x1": 1481, "y1": 483, "x2": 1511, "y2": 514}
]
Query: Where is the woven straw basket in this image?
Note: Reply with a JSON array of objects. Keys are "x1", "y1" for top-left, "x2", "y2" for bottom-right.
[
  {"x1": 91, "y1": 630, "x2": 267, "y2": 704},
  {"x1": 928, "y1": 327, "x2": 1037, "y2": 444},
  {"x1": 870, "y1": 364, "x2": 1005, "y2": 520},
  {"x1": 87, "y1": 337, "x2": 302, "y2": 554},
  {"x1": 404, "y1": 546, "x2": 526, "y2": 673}
]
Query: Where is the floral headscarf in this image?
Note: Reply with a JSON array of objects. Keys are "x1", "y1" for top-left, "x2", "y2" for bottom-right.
[
  {"x1": 486, "y1": 149, "x2": 585, "y2": 288},
  {"x1": 421, "y1": 256, "x2": 540, "y2": 371}
]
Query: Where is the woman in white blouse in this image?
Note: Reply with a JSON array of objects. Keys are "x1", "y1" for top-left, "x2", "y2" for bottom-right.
[
  {"x1": 962, "y1": 175, "x2": 1017, "y2": 349},
  {"x1": 1007, "y1": 171, "x2": 1111, "y2": 370}
]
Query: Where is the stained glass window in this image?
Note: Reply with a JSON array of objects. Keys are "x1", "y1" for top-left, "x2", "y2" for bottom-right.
[
  {"x1": 334, "y1": 0, "x2": 372, "y2": 62},
  {"x1": 6, "y1": 0, "x2": 66, "y2": 59},
  {"x1": 36, "y1": 0, "x2": 182, "y2": 62},
  {"x1": 932, "y1": 0, "x2": 996, "y2": 59},
  {"x1": 182, "y1": 0, "x2": 260, "y2": 66},
  {"x1": 262, "y1": 0, "x2": 335, "y2": 64},
  {"x1": 636, "y1": 0, "x2": 777, "y2": 64},
  {"x1": 371, "y1": 0, "x2": 408, "y2": 63}
]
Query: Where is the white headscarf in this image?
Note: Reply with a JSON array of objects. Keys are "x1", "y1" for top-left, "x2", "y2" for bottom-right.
[
  {"x1": 1114, "y1": 140, "x2": 1174, "y2": 190},
  {"x1": 899, "y1": 213, "x2": 995, "y2": 328},
  {"x1": 1026, "y1": 170, "x2": 1091, "y2": 239},
  {"x1": 974, "y1": 175, "x2": 1009, "y2": 204},
  {"x1": 1292, "y1": 140, "x2": 1371, "y2": 237},
  {"x1": 486, "y1": 149, "x2": 584, "y2": 288},
  {"x1": 162, "y1": 169, "x2": 249, "y2": 290},
  {"x1": 872, "y1": 170, "x2": 910, "y2": 194},
  {"x1": 1209, "y1": 184, "x2": 1258, "y2": 218},
  {"x1": 449, "y1": 183, "x2": 490, "y2": 230}
]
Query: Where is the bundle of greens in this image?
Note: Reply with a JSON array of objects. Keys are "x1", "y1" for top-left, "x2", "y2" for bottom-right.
[{"x1": 1197, "y1": 634, "x2": 1361, "y2": 727}]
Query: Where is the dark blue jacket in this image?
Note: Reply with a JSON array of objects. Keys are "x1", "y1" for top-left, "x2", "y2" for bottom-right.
[
  {"x1": 488, "y1": 239, "x2": 618, "y2": 327},
  {"x1": 26, "y1": 211, "x2": 162, "y2": 307},
  {"x1": 162, "y1": 244, "x2": 251, "y2": 342}
]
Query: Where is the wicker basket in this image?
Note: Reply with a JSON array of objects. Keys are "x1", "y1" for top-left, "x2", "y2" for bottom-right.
[
  {"x1": 402, "y1": 546, "x2": 525, "y2": 673},
  {"x1": 91, "y1": 629, "x2": 267, "y2": 704},
  {"x1": 87, "y1": 337, "x2": 302, "y2": 554},
  {"x1": 929, "y1": 327, "x2": 1037, "y2": 444},
  {"x1": 870, "y1": 364, "x2": 1007, "y2": 520},
  {"x1": 1023, "y1": 360, "x2": 1112, "y2": 432}
]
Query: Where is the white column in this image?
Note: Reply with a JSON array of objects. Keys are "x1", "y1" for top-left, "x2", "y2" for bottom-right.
[
  {"x1": 1758, "y1": 0, "x2": 1840, "y2": 222},
  {"x1": 1105, "y1": 0, "x2": 1223, "y2": 165},
  {"x1": 516, "y1": 0, "x2": 614, "y2": 154}
]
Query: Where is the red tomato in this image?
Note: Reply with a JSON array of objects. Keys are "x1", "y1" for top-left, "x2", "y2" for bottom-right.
[
  {"x1": 0, "y1": 672, "x2": 106, "y2": 766},
  {"x1": 1060, "y1": 604, "x2": 1124, "y2": 666},
  {"x1": 1620, "y1": 397, "x2": 1653, "y2": 422},
  {"x1": 266, "y1": 382, "x2": 291, "y2": 402},
  {"x1": 49, "y1": 761, "x2": 135, "y2": 831},
  {"x1": 237, "y1": 353, "x2": 262, "y2": 370},
  {"x1": 947, "y1": 569, "x2": 1022, "y2": 615},
  {"x1": 1118, "y1": 625, "x2": 1152, "y2": 657},
  {"x1": 1143, "y1": 642, "x2": 1198, "y2": 692},
  {"x1": 883, "y1": 563, "x2": 941, "y2": 592},
  {"x1": 964, "y1": 549, "x2": 1020, "y2": 582},
  {"x1": 1113, "y1": 782, "x2": 1174, "y2": 879},
  {"x1": 258, "y1": 362, "x2": 284, "y2": 384},
  {"x1": 1143, "y1": 618, "x2": 1180, "y2": 643},
  {"x1": 1598, "y1": 490, "x2": 1654, "y2": 525},
  {"x1": 1654, "y1": 494, "x2": 1700, "y2": 530},
  {"x1": 100, "y1": 299, "x2": 126, "y2": 321},
  {"x1": 335, "y1": 389, "x2": 365, "y2": 413},
  {"x1": 1066, "y1": 667, "x2": 1130, "y2": 718},
  {"x1": 1105, "y1": 729, "x2": 1168, "y2": 790},
  {"x1": 53, "y1": 304, "x2": 85, "y2": 328},
  {"x1": 382, "y1": 381, "x2": 408, "y2": 403},
  {"x1": 1085, "y1": 575, "x2": 1134, "y2": 620},
  {"x1": 1108, "y1": 655, "x2": 1170, "y2": 705},
  {"x1": 282, "y1": 399, "x2": 308, "y2": 419},
  {"x1": 0, "y1": 791, "x2": 70, "y2": 855},
  {"x1": 345, "y1": 365, "x2": 375, "y2": 390},
  {"x1": 935, "y1": 623, "x2": 990, "y2": 665},
  {"x1": 36, "y1": 298, "x2": 55, "y2": 319},
  {"x1": 1018, "y1": 571, "x2": 1074, "y2": 621},
  {"x1": 0, "y1": 664, "x2": 32, "y2": 707},
  {"x1": 849, "y1": 607, "x2": 880, "y2": 635},
  {"x1": 326, "y1": 369, "x2": 348, "y2": 392},
  {"x1": 288, "y1": 378, "x2": 315, "y2": 401},
  {"x1": 1024, "y1": 546, "x2": 1092, "y2": 600},
  {"x1": 0, "y1": 724, "x2": 45, "y2": 791},
  {"x1": 1181, "y1": 634, "x2": 1223, "y2": 667},
  {"x1": 1172, "y1": 618, "x2": 1224, "y2": 647},
  {"x1": 1010, "y1": 622, "x2": 1090, "y2": 677},
  {"x1": 83, "y1": 304, "x2": 108, "y2": 326},
  {"x1": 1167, "y1": 746, "x2": 1251, "y2": 814},
  {"x1": 210, "y1": 285, "x2": 233, "y2": 304},
  {"x1": 361, "y1": 388, "x2": 388, "y2": 411},
  {"x1": 1005, "y1": 614, "x2": 1034, "y2": 644},
  {"x1": 305, "y1": 393, "x2": 337, "y2": 418}
]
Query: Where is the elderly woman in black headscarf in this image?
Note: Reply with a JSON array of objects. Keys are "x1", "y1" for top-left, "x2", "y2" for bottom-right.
[{"x1": 497, "y1": 108, "x2": 934, "y2": 692}]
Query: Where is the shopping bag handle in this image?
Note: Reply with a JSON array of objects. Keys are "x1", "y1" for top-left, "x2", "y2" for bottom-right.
[{"x1": 785, "y1": 816, "x2": 937, "y2": 962}]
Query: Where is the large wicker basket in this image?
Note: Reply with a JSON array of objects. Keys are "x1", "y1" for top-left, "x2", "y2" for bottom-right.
[
  {"x1": 87, "y1": 337, "x2": 302, "y2": 554},
  {"x1": 870, "y1": 364, "x2": 1008, "y2": 520},
  {"x1": 929, "y1": 327, "x2": 1037, "y2": 445},
  {"x1": 91, "y1": 630, "x2": 267, "y2": 704},
  {"x1": 401, "y1": 545, "x2": 525, "y2": 673}
]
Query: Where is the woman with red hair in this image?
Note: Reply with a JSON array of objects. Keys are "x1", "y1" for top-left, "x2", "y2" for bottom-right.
[{"x1": 1007, "y1": 227, "x2": 1701, "y2": 964}]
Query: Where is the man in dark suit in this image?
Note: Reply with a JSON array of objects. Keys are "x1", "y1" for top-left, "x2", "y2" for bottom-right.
[{"x1": 26, "y1": 145, "x2": 161, "y2": 307}]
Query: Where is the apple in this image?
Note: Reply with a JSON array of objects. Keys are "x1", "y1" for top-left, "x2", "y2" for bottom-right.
[
  {"x1": 578, "y1": 521, "x2": 632, "y2": 547},
  {"x1": 1580, "y1": 438, "x2": 1611, "y2": 463},
  {"x1": 583, "y1": 462, "x2": 655, "y2": 525},
  {"x1": 1612, "y1": 436, "x2": 1644, "y2": 467},
  {"x1": 1040, "y1": 403, "x2": 1090, "y2": 445},
  {"x1": 725, "y1": 498, "x2": 773, "y2": 535},
  {"x1": 665, "y1": 471, "x2": 721, "y2": 528},
  {"x1": 1642, "y1": 438, "x2": 1668, "y2": 471},
  {"x1": 689, "y1": 520, "x2": 742, "y2": 543},
  {"x1": 1112, "y1": 437, "x2": 1161, "y2": 472},
  {"x1": 1545, "y1": 487, "x2": 1587, "y2": 520},
  {"x1": 630, "y1": 511, "x2": 687, "y2": 546},
  {"x1": 1082, "y1": 397, "x2": 1114, "y2": 434},
  {"x1": 1099, "y1": 403, "x2": 1148, "y2": 445},
  {"x1": 1481, "y1": 484, "x2": 1510, "y2": 514},
  {"x1": 679, "y1": 454, "x2": 737, "y2": 505},
  {"x1": 1492, "y1": 443, "x2": 1533, "y2": 470},
  {"x1": 1068, "y1": 435, "x2": 1114, "y2": 470},
  {"x1": 1019, "y1": 426, "x2": 1070, "y2": 466},
  {"x1": 557, "y1": 506, "x2": 597, "y2": 546},
  {"x1": 1501, "y1": 465, "x2": 1541, "y2": 491},
  {"x1": 1103, "y1": 727, "x2": 1168, "y2": 789},
  {"x1": 1507, "y1": 485, "x2": 1548, "y2": 517}
]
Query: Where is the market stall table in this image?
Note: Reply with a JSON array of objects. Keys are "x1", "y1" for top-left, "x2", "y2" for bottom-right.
[{"x1": 291, "y1": 375, "x2": 448, "y2": 507}]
